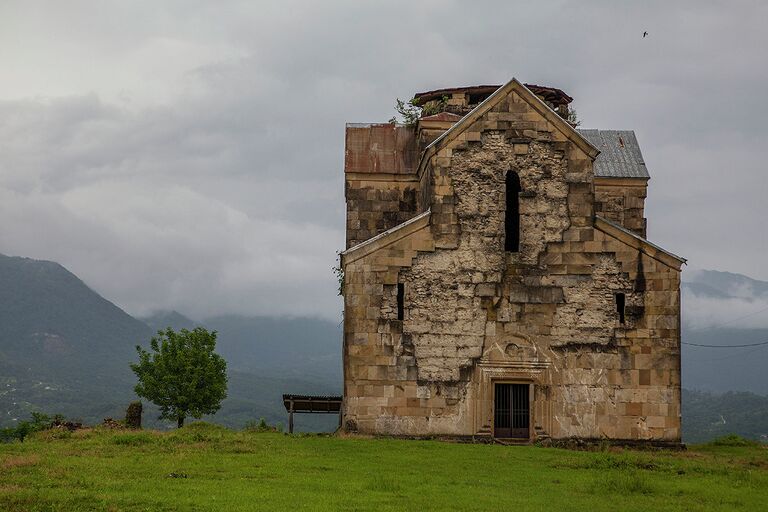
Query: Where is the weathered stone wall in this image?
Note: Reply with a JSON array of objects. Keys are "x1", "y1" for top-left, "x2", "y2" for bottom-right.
[
  {"x1": 345, "y1": 178, "x2": 418, "y2": 248},
  {"x1": 594, "y1": 177, "x2": 648, "y2": 237},
  {"x1": 342, "y1": 213, "x2": 438, "y2": 434},
  {"x1": 342, "y1": 82, "x2": 682, "y2": 441}
]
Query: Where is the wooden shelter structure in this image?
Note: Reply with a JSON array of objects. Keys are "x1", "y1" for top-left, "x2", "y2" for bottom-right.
[{"x1": 282, "y1": 394, "x2": 343, "y2": 434}]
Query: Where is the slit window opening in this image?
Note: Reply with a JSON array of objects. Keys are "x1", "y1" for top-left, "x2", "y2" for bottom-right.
[
  {"x1": 616, "y1": 292, "x2": 626, "y2": 324},
  {"x1": 397, "y1": 283, "x2": 404, "y2": 321},
  {"x1": 505, "y1": 171, "x2": 521, "y2": 252}
]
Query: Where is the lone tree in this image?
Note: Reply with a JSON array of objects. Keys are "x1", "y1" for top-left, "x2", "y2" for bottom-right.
[{"x1": 131, "y1": 327, "x2": 228, "y2": 428}]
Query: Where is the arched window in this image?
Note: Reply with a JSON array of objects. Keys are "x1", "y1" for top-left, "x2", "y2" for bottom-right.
[{"x1": 505, "y1": 171, "x2": 521, "y2": 252}]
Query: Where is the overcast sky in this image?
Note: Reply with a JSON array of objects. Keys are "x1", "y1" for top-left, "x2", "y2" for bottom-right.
[{"x1": 1, "y1": 1, "x2": 766, "y2": 322}]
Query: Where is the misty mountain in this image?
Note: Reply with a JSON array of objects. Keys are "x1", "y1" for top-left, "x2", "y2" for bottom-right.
[
  {"x1": 204, "y1": 315, "x2": 342, "y2": 381},
  {"x1": 141, "y1": 312, "x2": 342, "y2": 382},
  {"x1": 141, "y1": 310, "x2": 343, "y2": 429},
  {"x1": 0, "y1": 254, "x2": 340, "y2": 430},
  {"x1": 141, "y1": 310, "x2": 197, "y2": 332},
  {"x1": 683, "y1": 270, "x2": 768, "y2": 299},
  {"x1": 0, "y1": 253, "x2": 151, "y2": 425},
  {"x1": 682, "y1": 269, "x2": 768, "y2": 394}
]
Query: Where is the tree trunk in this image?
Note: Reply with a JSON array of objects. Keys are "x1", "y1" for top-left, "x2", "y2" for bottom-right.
[{"x1": 177, "y1": 416, "x2": 185, "y2": 428}]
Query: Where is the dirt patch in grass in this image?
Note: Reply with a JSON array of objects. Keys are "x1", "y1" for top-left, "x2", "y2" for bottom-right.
[{"x1": 1, "y1": 455, "x2": 40, "y2": 471}]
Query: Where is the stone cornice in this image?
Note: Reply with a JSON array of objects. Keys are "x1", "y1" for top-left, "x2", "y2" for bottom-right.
[
  {"x1": 341, "y1": 209, "x2": 431, "y2": 265},
  {"x1": 595, "y1": 216, "x2": 686, "y2": 270}
]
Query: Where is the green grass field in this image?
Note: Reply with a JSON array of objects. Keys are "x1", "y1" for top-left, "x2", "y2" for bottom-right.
[{"x1": 1, "y1": 424, "x2": 766, "y2": 511}]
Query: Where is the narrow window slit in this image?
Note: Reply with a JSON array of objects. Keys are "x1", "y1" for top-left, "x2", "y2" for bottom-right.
[
  {"x1": 616, "y1": 292, "x2": 626, "y2": 324},
  {"x1": 397, "y1": 283, "x2": 404, "y2": 321},
  {"x1": 505, "y1": 171, "x2": 521, "y2": 252}
]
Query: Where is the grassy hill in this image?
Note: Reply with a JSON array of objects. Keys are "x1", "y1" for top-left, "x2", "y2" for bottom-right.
[
  {"x1": 0, "y1": 424, "x2": 766, "y2": 511},
  {"x1": 0, "y1": 254, "x2": 341, "y2": 431},
  {"x1": 0, "y1": 254, "x2": 152, "y2": 424}
]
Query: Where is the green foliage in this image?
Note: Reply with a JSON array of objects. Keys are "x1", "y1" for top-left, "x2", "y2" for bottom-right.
[
  {"x1": 332, "y1": 251, "x2": 344, "y2": 296},
  {"x1": 131, "y1": 328, "x2": 228, "y2": 428},
  {"x1": 565, "y1": 106, "x2": 580, "y2": 127},
  {"x1": 0, "y1": 412, "x2": 60, "y2": 443},
  {"x1": 389, "y1": 98, "x2": 421, "y2": 125},
  {"x1": 244, "y1": 418, "x2": 281, "y2": 433},
  {"x1": 421, "y1": 95, "x2": 449, "y2": 117},
  {"x1": 388, "y1": 96, "x2": 448, "y2": 126}
]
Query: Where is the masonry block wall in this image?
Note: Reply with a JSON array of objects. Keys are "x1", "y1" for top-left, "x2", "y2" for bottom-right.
[
  {"x1": 594, "y1": 177, "x2": 648, "y2": 237},
  {"x1": 341, "y1": 80, "x2": 683, "y2": 442}
]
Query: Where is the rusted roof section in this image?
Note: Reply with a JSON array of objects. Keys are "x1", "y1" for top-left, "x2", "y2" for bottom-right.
[
  {"x1": 344, "y1": 123, "x2": 419, "y2": 174},
  {"x1": 414, "y1": 84, "x2": 573, "y2": 106},
  {"x1": 419, "y1": 112, "x2": 463, "y2": 122}
]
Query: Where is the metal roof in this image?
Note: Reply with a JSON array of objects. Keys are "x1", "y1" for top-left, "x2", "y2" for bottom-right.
[
  {"x1": 578, "y1": 129, "x2": 650, "y2": 179},
  {"x1": 344, "y1": 123, "x2": 419, "y2": 175}
]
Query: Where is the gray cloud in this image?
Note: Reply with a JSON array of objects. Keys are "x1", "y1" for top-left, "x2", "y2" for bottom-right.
[{"x1": 0, "y1": 1, "x2": 766, "y2": 321}]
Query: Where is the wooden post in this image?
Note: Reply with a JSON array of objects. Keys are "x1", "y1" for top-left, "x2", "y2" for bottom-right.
[
  {"x1": 338, "y1": 402, "x2": 343, "y2": 430},
  {"x1": 288, "y1": 400, "x2": 294, "y2": 434}
]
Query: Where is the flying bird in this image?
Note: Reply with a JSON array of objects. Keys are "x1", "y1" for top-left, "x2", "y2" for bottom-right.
[{"x1": 643, "y1": 31, "x2": 648, "y2": 38}]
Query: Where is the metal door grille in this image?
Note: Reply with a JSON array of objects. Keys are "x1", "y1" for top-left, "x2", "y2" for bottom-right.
[{"x1": 494, "y1": 383, "x2": 530, "y2": 439}]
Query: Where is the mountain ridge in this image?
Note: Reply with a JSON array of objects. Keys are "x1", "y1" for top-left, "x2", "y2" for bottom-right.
[{"x1": 0, "y1": 253, "x2": 341, "y2": 430}]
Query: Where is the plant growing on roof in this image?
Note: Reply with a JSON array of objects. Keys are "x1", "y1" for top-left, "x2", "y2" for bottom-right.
[
  {"x1": 332, "y1": 251, "x2": 344, "y2": 296},
  {"x1": 388, "y1": 95, "x2": 449, "y2": 126},
  {"x1": 565, "y1": 106, "x2": 580, "y2": 127}
]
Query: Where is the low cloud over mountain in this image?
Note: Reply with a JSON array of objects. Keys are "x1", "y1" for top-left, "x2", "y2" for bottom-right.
[{"x1": 682, "y1": 269, "x2": 768, "y2": 330}]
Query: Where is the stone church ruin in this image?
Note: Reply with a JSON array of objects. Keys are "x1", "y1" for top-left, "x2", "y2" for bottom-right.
[{"x1": 340, "y1": 79, "x2": 685, "y2": 443}]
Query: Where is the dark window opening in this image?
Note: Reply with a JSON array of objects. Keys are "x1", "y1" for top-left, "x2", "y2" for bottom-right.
[
  {"x1": 397, "y1": 283, "x2": 404, "y2": 321},
  {"x1": 616, "y1": 293, "x2": 626, "y2": 324},
  {"x1": 505, "y1": 171, "x2": 521, "y2": 252}
]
